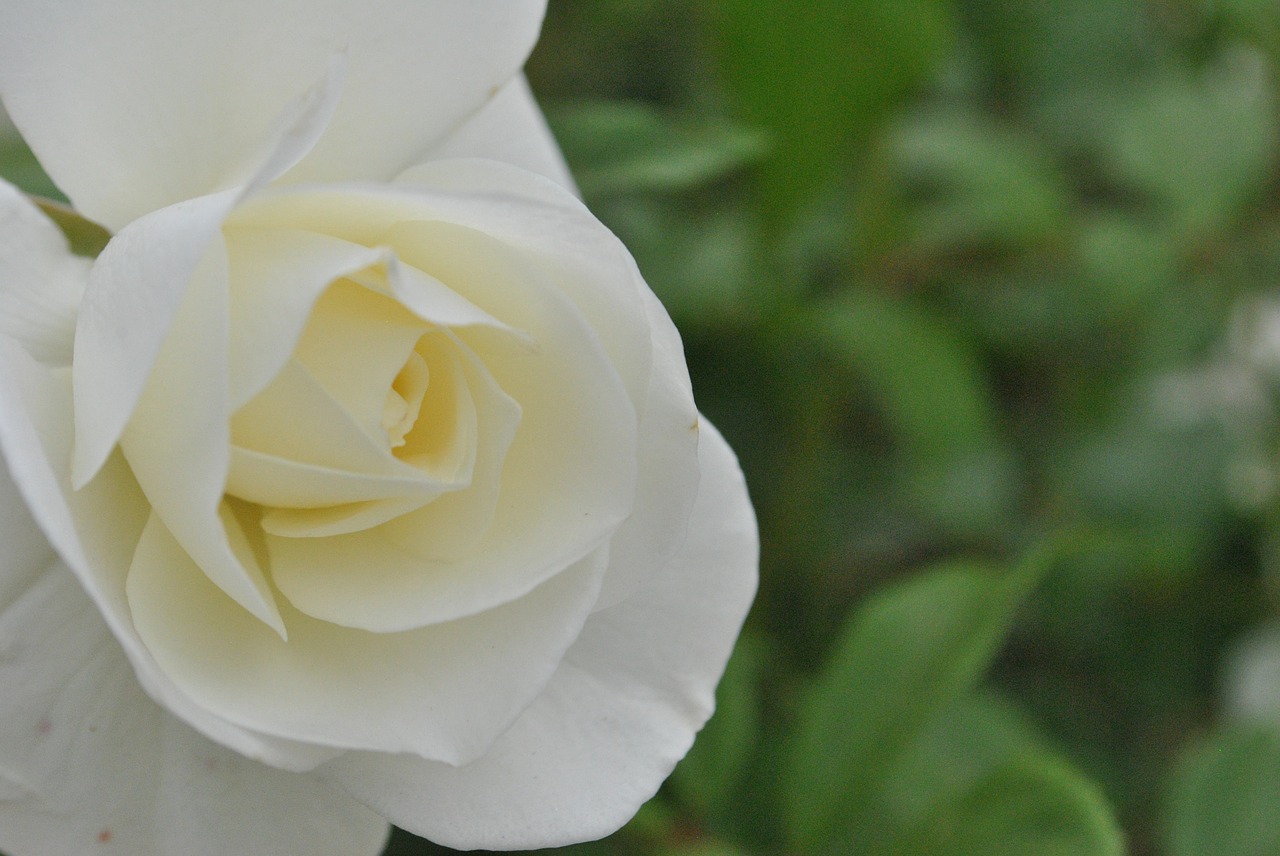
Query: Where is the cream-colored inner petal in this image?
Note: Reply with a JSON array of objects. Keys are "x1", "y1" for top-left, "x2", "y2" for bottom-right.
[
  {"x1": 256, "y1": 334, "x2": 485, "y2": 541},
  {"x1": 289, "y1": 278, "x2": 429, "y2": 446},
  {"x1": 384, "y1": 350, "x2": 428, "y2": 449},
  {"x1": 226, "y1": 272, "x2": 519, "y2": 549}
]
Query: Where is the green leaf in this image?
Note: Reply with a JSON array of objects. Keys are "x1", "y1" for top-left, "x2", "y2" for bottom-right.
[
  {"x1": 811, "y1": 289, "x2": 997, "y2": 459},
  {"x1": 1220, "y1": 0, "x2": 1280, "y2": 61},
  {"x1": 0, "y1": 134, "x2": 62, "y2": 202},
  {"x1": 855, "y1": 691, "x2": 1045, "y2": 852},
  {"x1": 810, "y1": 288, "x2": 1012, "y2": 536},
  {"x1": 1101, "y1": 52, "x2": 1278, "y2": 235},
  {"x1": 962, "y1": 0, "x2": 1154, "y2": 117},
  {"x1": 781, "y1": 563, "x2": 1035, "y2": 851},
  {"x1": 891, "y1": 753, "x2": 1125, "y2": 856},
  {"x1": 548, "y1": 101, "x2": 769, "y2": 197},
  {"x1": 894, "y1": 109, "x2": 1072, "y2": 252},
  {"x1": 1166, "y1": 725, "x2": 1280, "y2": 856},
  {"x1": 710, "y1": 0, "x2": 955, "y2": 222}
]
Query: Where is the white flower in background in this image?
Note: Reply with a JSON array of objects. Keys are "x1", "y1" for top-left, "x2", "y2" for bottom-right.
[
  {"x1": 1223, "y1": 622, "x2": 1280, "y2": 725},
  {"x1": 0, "y1": 1, "x2": 758, "y2": 853},
  {"x1": 1151, "y1": 296, "x2": 1280, "y2": 511}
]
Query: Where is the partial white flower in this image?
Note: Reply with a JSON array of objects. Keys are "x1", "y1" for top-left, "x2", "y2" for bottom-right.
[{"x1": 0, "y1": 1, "x2": 757, "y2": 853}]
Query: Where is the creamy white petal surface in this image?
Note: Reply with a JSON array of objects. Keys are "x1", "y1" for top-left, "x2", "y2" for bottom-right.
[
  {"x1": 0, "y1": 0, "x2": 548, "y2": 229},
  {"x1": 0, "y1": 337, "x2": 344, "y2": 772},
  {"x1": 321, "y1": 422, "x2": 758, "y2": 849},
  {"x1": 0, "y1": 183, "x2": 88, "y2": 366},
  {"x1": 417, "y1": 74, "x2": 578, "y2": 193},
  {"x1": 0, "y1": 474, "x2": 389, "y2": 856},
  {"x1": 0, "y1": 2, "x2": 758, "y2": 850}
]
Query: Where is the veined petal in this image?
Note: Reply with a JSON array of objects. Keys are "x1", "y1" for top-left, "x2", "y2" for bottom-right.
[
  {"x1": 0, "y1": 336, "x2": 338, "y2": 771},
  {"x1": 0, "y1": 180, "x2": 89, "y2": 366},
  {"x1": 0, "y1": 0, "x2": 547, "y2": 228},
  {"x1": 320, "y1": 421, "x2": 759, "y2": 849},
  {"x1": 414, "y1": 74, "x2": 577, "y2": 192},
  {"x1": 0, "y1": 561, "x2": 389, "y2": 856},
  {"x1": 126, "y1": 514, "x2": 608, "y2": 765}
]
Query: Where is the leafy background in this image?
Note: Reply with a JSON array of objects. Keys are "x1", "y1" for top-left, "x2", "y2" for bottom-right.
[{"x1": 7, "y1": 0, "x2": 1280, "y2": 854}]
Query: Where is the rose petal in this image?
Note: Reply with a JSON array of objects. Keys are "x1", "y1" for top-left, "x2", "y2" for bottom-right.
[
  {"x1": 0, "y1": 336, "x2": 338, "y2": 771},
  {"x1": 0, "y1": 180, "x2": 89, "y2": 366},
  {"x1": 0, "y1": 391, "x2": 55, "y2": 595},
  {"x1": 270, "y1": 276, "x2": 636, "y2": 632},
  {"x1": 224, "y1": 228, "x2": 387, "y2": 410},
  {"x1": 227, "y1": 448, "x2": 444, "y2": 510},
  {"x1": 288, "y1": 279, "x2": 434, "y2": 445},
  {"x1": 70, "y1": 63, "x2": 351, "y2": 486},
  {"x1": 71, "y1": 190, "x2": 235, "y2": 488},
  {"x1": 126, "y1": 512, "x2": 609, "y2": 764},
  {"x1": 392, "y1": 158, "x2": 652, "y2": 407},
  {"x1": 594, "y1": 288, "x2": 701, "y2": 610},
  {"x1": 415, "y1": 74, "x2": 577, "y2": 192},
  {"x1": 222, "y1": 226, "x2": 507, "y2": 410},
  {"x1": 321, "y1": 420, "x2": 759, "y2": 849},
  {"x1": 226, "y1": 184, "x2": 641, "y2": 632},
  {"x1": 0, "y1": 559, "x2": 389, "y2": 856},
  {"x1": 231, "y1": 359, "x2": 427, "y2": 482},
  {"x1": 260, "y1": 331, "x2": 519, "y2": 541},
  {"x1": 0, "y1": 0, "x2": 547, "y2": 229},
  {"x1": 119, "y1": 233, "x2": 286, "y2": 636}
]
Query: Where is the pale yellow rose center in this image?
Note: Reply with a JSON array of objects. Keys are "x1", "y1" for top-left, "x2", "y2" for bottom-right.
[{"x1": 384, "y1": 351, "x2": 427, "y2": 449}]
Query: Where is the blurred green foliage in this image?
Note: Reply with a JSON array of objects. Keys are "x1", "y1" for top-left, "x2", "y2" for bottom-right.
[
  {"x1": 526, "y1": 1, "x2": 1280, "y2": 854},
  {"x1": 11, "y1": 0, "x2": 1280, "y2": 854}
]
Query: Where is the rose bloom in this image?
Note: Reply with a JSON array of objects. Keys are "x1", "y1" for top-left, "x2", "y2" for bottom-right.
[{"x1": 0, "y1": 2, "x2": 757, "y2": 854}]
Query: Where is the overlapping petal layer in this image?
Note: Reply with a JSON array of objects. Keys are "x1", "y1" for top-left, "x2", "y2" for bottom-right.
[
  {"x1": 0, "y1": 0, "x2": 548, "y2": 228},
  {"x1": 0, "y1": 1, "x2": 758, "y2": 849},
  {"x1": 0, "y1": 475, "x2": 389, "y2": 856},
  {"x1": 321, "y1": 422, "x2": 758, "y2": 849}
]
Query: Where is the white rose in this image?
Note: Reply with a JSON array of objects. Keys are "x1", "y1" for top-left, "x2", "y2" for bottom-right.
[{"x1": 0, "y1": 2, "x2": 758, "y2": 854}]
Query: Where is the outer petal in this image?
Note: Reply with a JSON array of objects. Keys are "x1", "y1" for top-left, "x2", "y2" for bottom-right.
[
  {"x1": 0, "y1": 337, "x2": 338, "y2": 771},
  {"x1": 0, "y1": 411, "x2": 55, "y2": 619},
  {"x1": 415, "y1": 74, "x2": 577, "y2": 192},
  {"x1": 127, "y1": 516, "x2": 608, "y2": 764},
  {"x1": 120, "y1": 231, "x2": 287, "y2": 636},
  {"x1": 595, "y1": 288, "x2": 700, "y2": 610},
  {"x1": 0, "y1": 559, "x2": 389, "y2": 856},
  {"x1": 0, "y1": 179, "x2": 89, "y2": 366},
  {"x1": 321, "y1": 421, "x2": 759, "y2": 849},
  {"x1": 70, "y1": 191, "x2": 235, "y2": 487},
  {"x1": 0, "y1": 0, "x2": 546, "y2": 228},
  {"x1": 247, "y1": 162, "x2": 654, "y2": 410},
  {"x1": 71, "y1": 58, "x2": 345, "y2": 484}
]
